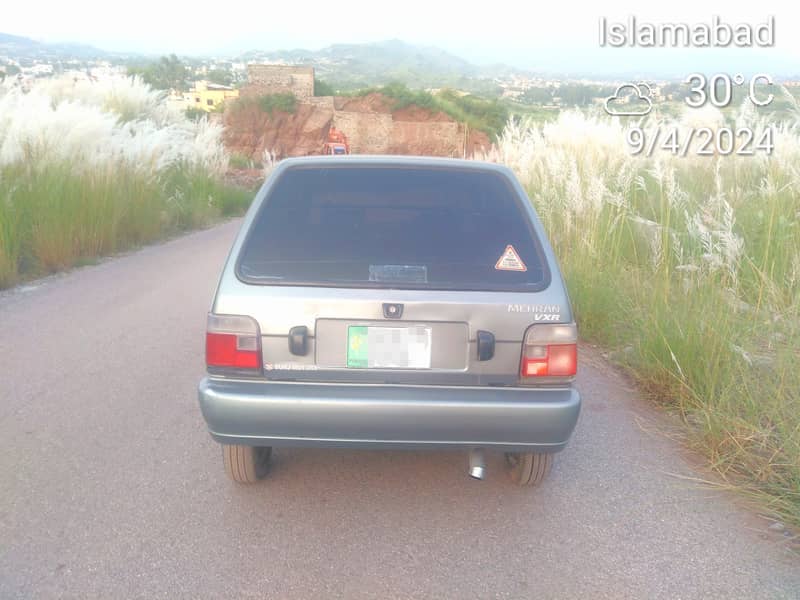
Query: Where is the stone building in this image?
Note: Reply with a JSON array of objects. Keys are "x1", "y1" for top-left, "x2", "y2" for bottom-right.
[{"x1": 245, "y1": 65, "x2": 314, "y2": 100}]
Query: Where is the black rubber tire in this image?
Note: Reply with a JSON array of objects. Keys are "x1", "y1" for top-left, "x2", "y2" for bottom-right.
[
  {"x1": 505, "y1": 452, "x2": 553, "y2": 486},
  {"x1": 222, "y1": 444, "x2": 272, "y2": 483}
]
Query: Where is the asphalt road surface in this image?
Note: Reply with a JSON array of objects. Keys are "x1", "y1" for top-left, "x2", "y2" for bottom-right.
[{"x1": 1, "y1": 220, "x2": 798, "y2": 599}]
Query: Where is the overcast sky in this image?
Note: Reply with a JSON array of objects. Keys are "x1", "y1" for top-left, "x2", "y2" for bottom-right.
[{"x1": 3, "y1": 0, "x2": 799, "y2": 76}]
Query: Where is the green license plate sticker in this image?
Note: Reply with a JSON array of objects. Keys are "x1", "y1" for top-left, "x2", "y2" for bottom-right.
[
  {"x1": 347, "y1": 326, "x2": 369, "y2": 368},
  {"x1": 346, "y1": 325, "x2": 432, "y2": 369}
]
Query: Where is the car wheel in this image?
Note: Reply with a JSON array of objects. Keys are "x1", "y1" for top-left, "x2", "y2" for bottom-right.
[
  {"x1": 505, "y1": 451, "x2": 553, "y2": 486},
  {"x1": 222, "y1": 444, "x2": 272, "y2": 483}
]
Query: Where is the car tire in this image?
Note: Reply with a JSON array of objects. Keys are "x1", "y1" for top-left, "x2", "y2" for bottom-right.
[
  {"x1": 222, "y1": 444, "x2": 272, "y2": 483},
  {"x1": 505, "y1": 451, "x2": 553, "y2": 486}
]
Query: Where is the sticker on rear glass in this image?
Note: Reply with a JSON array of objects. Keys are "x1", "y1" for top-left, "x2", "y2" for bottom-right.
[{"x1": 495, "y1": 245, "x2": 527, "y2": 272}]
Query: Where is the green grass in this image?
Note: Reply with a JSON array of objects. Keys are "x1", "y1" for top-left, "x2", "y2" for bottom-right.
[
  {"x1": 518, "y1": 141, "x2": 800, "y2": 525},
  {"x1": 434, "y1": 89, "x2": 508, "y2": 140},
  {"x1": 232, "y1": 93, "x2": 297, "y2": 116},
  {"x1": 349, "y1": 82, "x2": 509, "y2": 140},
  {"x1": 0, "y1": 163, "x2": 250, "y2": 288},
  {"x1": 228, "y1": 153, "x2": 255, "y2": 169},
  {"x1": 505, "y1": 102, "x2": 560, "y2": 124},
  {"x1": 562, "y1": 251, "x2": 800, "y2": 523}
]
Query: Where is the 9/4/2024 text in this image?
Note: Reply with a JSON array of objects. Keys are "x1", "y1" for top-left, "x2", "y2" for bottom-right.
[{"x1": 626, "y1": 126, "x2": 774, "y2": 157}]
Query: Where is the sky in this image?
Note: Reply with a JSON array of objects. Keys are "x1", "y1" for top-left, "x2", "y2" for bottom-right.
[{"x1": 3, "y1": 0, "x2": 799, "y2": 76}]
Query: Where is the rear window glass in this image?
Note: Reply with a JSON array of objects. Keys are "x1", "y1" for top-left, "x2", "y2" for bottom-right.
[{"x1": 236, "y1": 166, "x2": 549, "y2": 291}]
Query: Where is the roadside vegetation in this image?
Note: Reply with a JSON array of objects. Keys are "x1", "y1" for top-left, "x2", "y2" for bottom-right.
[
  {"x1": 0, "y1": 75, "x2": 250, "y2": 289},
  {"x1": 348, "y1": 82, "x2": 509, "y2": 140},
  {"x1": 230, "y1": 92, "x2": 297, "y2": 116},
  {"x1": 479, "y1": 107, "x2": 800, "y2": 525}
]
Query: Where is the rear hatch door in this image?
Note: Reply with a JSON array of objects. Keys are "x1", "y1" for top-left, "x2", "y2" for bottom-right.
[{"x1": 224, "y1": 163, "x2": 569, "y2": 386}]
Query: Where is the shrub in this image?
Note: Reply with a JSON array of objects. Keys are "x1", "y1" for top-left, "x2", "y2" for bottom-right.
[
  {"x1": 231, "y1": 93, "x2": 297, "y2": 116},
  {"x1": 228, "y1": 153, "x2": 253, "y2": 169},
  {"x1": 314, "y1": 78, "x2": 335, "y2": 96},
  {"x1": 185, "y1": 107, "x2": 207, "y2": 122},
  {"x1": 257, "y1": 92, "x2": 296, "y2": 115},
  {"x1": 351, "y1": 82, "x2": 508, "y2": 139}
]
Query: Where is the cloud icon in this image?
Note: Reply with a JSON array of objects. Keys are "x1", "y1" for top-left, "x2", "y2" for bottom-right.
[{"x1": 604, "y1": 83, "x2": 653, "y2": 117}]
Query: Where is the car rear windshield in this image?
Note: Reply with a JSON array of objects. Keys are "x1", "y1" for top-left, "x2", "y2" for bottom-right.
[{"x1": 236, "y1": 165, "x2": 550, "y2": 291}]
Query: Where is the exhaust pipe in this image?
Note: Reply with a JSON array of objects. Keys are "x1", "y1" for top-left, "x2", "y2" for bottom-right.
[{"x1": 468, "y1": 448, "x2": 486, "y2": 480}]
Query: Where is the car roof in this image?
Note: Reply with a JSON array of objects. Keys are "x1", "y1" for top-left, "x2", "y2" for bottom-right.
[{"x1": 276, "y1": 155, "x2": 510, "y2": 173}]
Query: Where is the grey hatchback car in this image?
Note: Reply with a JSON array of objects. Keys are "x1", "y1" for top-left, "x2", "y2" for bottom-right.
[{"x1": 198, "y1": 156, "x2": 580, "y2": 486}]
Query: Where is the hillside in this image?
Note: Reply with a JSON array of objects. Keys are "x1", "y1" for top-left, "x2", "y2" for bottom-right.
[
  {"x1": 0, "y1": 32, "x2": 111, "y2": 60},
  {"x1": 237, "y1": 39, "x2": 507, "y2": 93},
  {"x1": 1, "y1": 33, "x2": 525, "y2": 94},
  {"x1": 223, "y1": 92, "x2": 490, "y2": 161}
]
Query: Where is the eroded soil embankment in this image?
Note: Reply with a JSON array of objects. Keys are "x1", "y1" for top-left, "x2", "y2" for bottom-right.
[{"x1": 223, "y1": 92, "x2": 490, "y2": 159}]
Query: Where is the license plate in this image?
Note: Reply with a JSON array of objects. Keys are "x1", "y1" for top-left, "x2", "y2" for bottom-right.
[{"x1": 347, "y1": 325, "x2": 432, "y2": 369}]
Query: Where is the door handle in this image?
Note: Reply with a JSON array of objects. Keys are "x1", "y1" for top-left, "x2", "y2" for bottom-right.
[
  {"x1": 288, "y1": 326, "x2": 308, "y2": 356},
  {"x1": 477, "y1": 330, "x2": 495, "y2": 361}
]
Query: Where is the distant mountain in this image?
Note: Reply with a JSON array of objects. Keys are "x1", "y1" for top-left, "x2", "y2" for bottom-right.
[
  {"x1": 237, "y1": 39, "x2": 517, "y2": 93},
  {"x1": 0, "y1": 33, "x2": 33, "y2": 46},
  {"x1": 0, "y1": 33, "x2": 529, "y2": 93},
  {"x1": 0, "y1": 32, "x2": 123, "y2": 62}
]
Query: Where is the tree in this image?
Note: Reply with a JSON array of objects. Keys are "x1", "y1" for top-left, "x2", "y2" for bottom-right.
[
  {"x1": 555, "y1": 84, "x2": 614, "y2": 107},
  {"x1": 314, "y1": 78, "x2": 335, "y2": 96},
  {"x1": 556, "y1": 84, "x2": 594, "y2": 106},
  {"x1": 127, "y1": 54, "x2": 188, "y2": 91},
  {"x1": 521, "y1": 87, "x2": 553, "y2": 105},
  {"x1": 206, "y1": 69, "x2": 233, "y2": 87},
  {"x1": 156, "y1": 54, "x2": 188, "y2": 90}
]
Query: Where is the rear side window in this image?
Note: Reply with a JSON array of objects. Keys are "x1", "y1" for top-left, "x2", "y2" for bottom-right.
[{"x1": 237, "y1": 166, "x2": 550, "y2": 291}]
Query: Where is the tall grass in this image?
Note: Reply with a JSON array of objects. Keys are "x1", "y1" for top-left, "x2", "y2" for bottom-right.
[
  {"x1": 479, "y1": 108, "x2": 800, "y2": 524},
  {"x1": 0, "y1": 75, "x2": 249, "y2": 288}
]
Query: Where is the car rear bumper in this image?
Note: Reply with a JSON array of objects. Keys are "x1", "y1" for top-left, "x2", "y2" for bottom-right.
[{"x1": 198, "y1": 378, "x2": 580, "y2": 451}]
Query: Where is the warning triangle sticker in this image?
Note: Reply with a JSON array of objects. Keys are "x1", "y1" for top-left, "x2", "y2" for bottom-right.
[{"x1": 495, "y1": 245, "x2": 527, "y2": 272}]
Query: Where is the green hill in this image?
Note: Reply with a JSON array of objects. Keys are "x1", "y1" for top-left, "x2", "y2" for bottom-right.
[{"x1": 238, "y1": 39, "x2": 505, "y2": 94}]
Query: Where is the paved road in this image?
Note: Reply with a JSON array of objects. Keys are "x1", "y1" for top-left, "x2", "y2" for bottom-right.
[{"x1": 1, "y1": 220, "x2": 798, "y2": 599}]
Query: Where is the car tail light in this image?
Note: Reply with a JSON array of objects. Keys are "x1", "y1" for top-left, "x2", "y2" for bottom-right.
[
  {"x1": 206, "y1": 313, "x2": 262, "y2": 373},
  {"x1": 520, "y1": 323, "x2": 577, "y2": 379}
]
